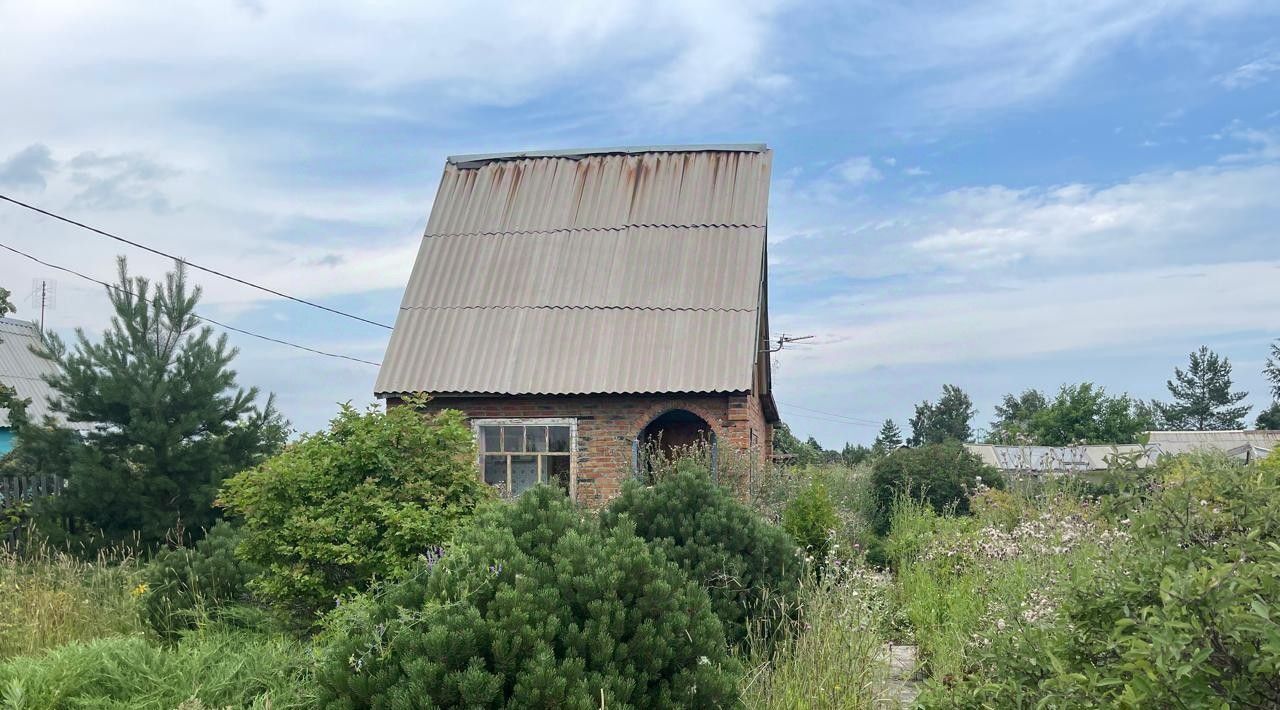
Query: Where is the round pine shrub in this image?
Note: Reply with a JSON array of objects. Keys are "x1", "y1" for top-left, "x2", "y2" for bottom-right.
[
  {"x1": 870, "y1": 442, "x2": 1002, "y2": 534},
  {"x1": 218, "y1": 403, "x2": 490, "y2": 619},
  {"x1": 317, "y1": 485, "x2": 741, "y2": 708},
  {"x1": 600, "y1": 465, "x2": 803, "y2": 648},
  {"x1": 140, "y1": 521, "x2": 261, "y2": 639}
]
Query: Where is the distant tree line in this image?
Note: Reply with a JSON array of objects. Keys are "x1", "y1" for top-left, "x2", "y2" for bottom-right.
[{"x1": 787, "y1": 340, "x2": 1280, "y2": 455}]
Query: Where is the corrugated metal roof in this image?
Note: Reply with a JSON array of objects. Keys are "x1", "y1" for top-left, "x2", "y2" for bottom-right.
[
  {"x1": 376, "y1": 146, "x2": 772, "y2": 398},
  {"x1": 0, "y1": 318, "x2": 67, "y2": 428},
  {"x1": 425, "y1": 150, "x2": 770, "y2": 236},
  {"x1": 376, "y1": 308, "x2": 756, "y2": 396},
  {"x1": 401, "y1": 226, "x2": 762, "y2": 310},
  {"x1": 966, "y1": 443, "x2": 1154, "y2": 473},
  {"x1": 1145, "y1": 430, "x2": 1280, "y2": 456}
]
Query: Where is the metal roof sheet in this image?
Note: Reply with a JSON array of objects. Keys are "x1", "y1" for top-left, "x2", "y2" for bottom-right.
[
  {"x1": 1145, "y1": 430, "x2": 1280, "y2": 455},
  {"x1": 401, "y1": 226, "x2": 763, "y2": 311},
  {"x1": 425, "y1": 150, "x2": 770, "y2": 236},
  {"x1": 0, "y1": 318, "x2": 68, "y2": 428},
  {"x1": 375, "y1": 308, "x2": 757, "y2": 396},
  {"x1": 377, "y1": 146, "x2": 771, "y2": 398},
  {"x1": 447, "y1": 144, "x2": 767, "y2": 168}
]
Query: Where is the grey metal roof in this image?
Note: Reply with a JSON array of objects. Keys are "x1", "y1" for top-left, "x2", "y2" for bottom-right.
[
  {"x1": 1145, "y1": 430, "x2": 1280, "y2": 456},
  {"x1": 0, "y1": 318, "x2": 67, "y2": 428},
  {"x1": 447, "y1": 144, "x2": 767, "y2": 168},
  {"x1": 965, "y1": 443, "x2": 1154, "y2": 473},
  {"x1": 376, "y1": 147, "x2": 772, "y2": 398}
]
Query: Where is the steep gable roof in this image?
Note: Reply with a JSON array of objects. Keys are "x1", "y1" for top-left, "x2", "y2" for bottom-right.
[
  {"x1": 0, "y1": 318, "x2": 67, "y2": 428},
  {"x1": 375, "y1": 145, "x2": 771, "y2": 397}
]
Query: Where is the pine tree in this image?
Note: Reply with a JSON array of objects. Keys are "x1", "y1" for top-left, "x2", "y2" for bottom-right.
[
  {"x1": 872, "y1": 418, "x2": 902, "y2": 455},
  {"x1": 908, "y1": 384, "x2": 975, "y2": 445},
  {"x1": 27, "y1": 258, "x2": 286, "y2": 549},
  {"x1": 1156, "y1": 346, "x2": 1250, "y2": 430},
  {"x1": 1259, "y1": 341, "x2": 1280, "y2": 430},
  {"x1": 0, "y1": 285, "x2": 13, "y2": 318}
]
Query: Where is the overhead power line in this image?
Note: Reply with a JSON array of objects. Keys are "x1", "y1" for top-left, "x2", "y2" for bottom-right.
[
  {"x1": 0, "y1": 194, "x2": 394, "y2": 330},
  {"x1": 0, "y1": 241, "x2": 382, "y2": 367},
  {"x1": 774, "y1": 399, "x2": 883, "y2": 426},
  {"x1": 779, "y1": 409, "x2": 880, "y2": 428}
]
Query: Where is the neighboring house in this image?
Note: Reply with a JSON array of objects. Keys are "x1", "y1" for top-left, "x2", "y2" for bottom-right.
[
  {"x1": 968, "y1": 429, "x2": 1280, "y2": 476},
  {"x1": 375, "y1": 145, "x2": 779, "y2": 506},
  {"x1": 0, "y1": 317, "x2": 63, "y2": 454}
]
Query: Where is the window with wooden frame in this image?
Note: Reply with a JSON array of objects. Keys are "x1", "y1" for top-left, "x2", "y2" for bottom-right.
[{"x1": 474, "y1": 419, "x2": 574, "y2": 498}]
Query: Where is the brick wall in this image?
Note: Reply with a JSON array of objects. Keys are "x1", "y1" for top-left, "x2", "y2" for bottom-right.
[{"x1": 388, "y1": 392, "x2": 771, "y2": 507}]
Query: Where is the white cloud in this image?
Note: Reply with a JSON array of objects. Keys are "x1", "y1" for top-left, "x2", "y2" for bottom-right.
[
  {"x1": 836, "y1": 156, "x2": 882, "y2": 184},
  {"x1": 903, "y1": 166, "x2": 930, "y2": 176},
  {"x1": 1217, "y1": 52, "x2": 1280, "y2": 89},
  {"x1": 776, "y1": 260, "x2": 1280, "y2": 375}
]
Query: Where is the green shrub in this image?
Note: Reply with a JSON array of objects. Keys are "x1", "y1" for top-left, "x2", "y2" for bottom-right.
[
  {"x1": 219, "y1": 402, "x2": 489, "y2": 619},
  {"x1": 869, "y1": 442, "x2": 1001, "y2": 534},
  {"x1": 925, "y1": 452, "x2": 1280, "y2": 707},
  {"x1": 782, "y1": 478, "x2": 839, "y2": 564},
  {"x1": 0, "y1": 630, "x2": 314, "y2": 709},
  {"x1": 317, "y1": 485, "x2": 741, "y2": 708},
  {"x1": 140, "y1": 522, "x2": 260, "y2": 640},
  {"x1": 601, "y1": 465, "x2": 803, "y2": 648}
]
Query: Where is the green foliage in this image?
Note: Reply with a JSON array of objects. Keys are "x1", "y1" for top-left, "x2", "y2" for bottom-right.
[
  {"x1": 743, "y1": 572, "x2": 890, "y2": 710},
  {"x1": 0, "y1": 539, "x2": 146, "y2": 660},
  {"x1": 927, "y1": 452, "x2": 1280, "y2": 707},
  {"x1": 840, "y1": 442, "x2": 872, "y2": 466},
  {"x1": 219, "y1": 402, "x2": 488, "y2": 619},
  {"x1": 317, "y1": 485, "x2": 742, "y2": 708},
  {"x1": 140, "y1": 522, "x2": 261, "y2": 640},
  {"x1": 0, "y1": 284, "x2": 13, "y2": 318},
  {"x1": 1264, "y1": 339, "x2": 1280, "y2": 400},
  {"x1": 869, "y1": 442, "x2": 1001, "y2": 534},
  {"x1": 871, "y1": 418, "x2": 903, "y2": 456},
  {"x1": 0, "y1": 630, "x2": 315, "y2": 709},
  {"x1": 22, "y1": 259, "x2": 286, "y2": 551},
  {"x1": 1257, "y1": 401, "x2": 1280, "y2": 430},
  {"x1": 772, "y1": 422, "x2": 831, "y2": 466},
  {"x1": 602, "y1": 465, "x2": 803, "y2": 648},
  {"x1": 908, "y1": 384, "x2": 974, "y2": 446},
  {"x1": 1156, "y1": 345, "x2": 1251, "y2": 430},
  {"x1": 782, "y1": 479, "x2": 839, "y2": 564},
  {"x1": 988, "y1": 382, "x2": 1154, "y2": 445}
]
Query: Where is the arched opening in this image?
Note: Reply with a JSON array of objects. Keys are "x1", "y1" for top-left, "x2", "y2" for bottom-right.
[{"x1": 634, "y1": 409, "x2": 717, "y2": 481}]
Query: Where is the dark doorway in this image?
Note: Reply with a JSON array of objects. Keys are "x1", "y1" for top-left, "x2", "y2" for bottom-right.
[{"x1": 635, "y1": 409, "x2": 717, "y2": 481}]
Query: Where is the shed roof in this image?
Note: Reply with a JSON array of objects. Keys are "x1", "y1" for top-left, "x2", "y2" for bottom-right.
[
  {"x1": 0, "y1": 318, "x2": 74, "y2": 429},
  {"x1": 375, "y1": 146, "x2": 772, "y2": 398}
]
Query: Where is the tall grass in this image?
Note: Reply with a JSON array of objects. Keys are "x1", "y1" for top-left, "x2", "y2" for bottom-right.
[
  {"x1": 0, "y1": 536, "x2": 147, "y2": 659},
  {"x1": 743, "y1": 572, "x2": 890, "y2": 709},
  {"x1": 0, "y1": 629, "x2": 315, "y2": 709}
]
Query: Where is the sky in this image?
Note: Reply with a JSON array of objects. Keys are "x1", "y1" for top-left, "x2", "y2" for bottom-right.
[{"x1": 2, "y1": 0, "x2": 1279, "y2": 446}]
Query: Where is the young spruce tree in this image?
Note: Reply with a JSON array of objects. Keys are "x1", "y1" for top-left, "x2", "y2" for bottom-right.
[
  {"x1": 872, "y1": 418, "x2": 903, "y2": 455},
  {"x1": 1156, "y1": 346, "x2": 1250, "y2": 430},
  {"x1": 30, "y1": 258, "x2": 285, "y2": 549}
]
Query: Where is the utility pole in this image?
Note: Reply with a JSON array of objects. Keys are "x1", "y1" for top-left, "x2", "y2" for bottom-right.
[{"x1": 29, "y1": 278, "x2": 55, "y2": 333}]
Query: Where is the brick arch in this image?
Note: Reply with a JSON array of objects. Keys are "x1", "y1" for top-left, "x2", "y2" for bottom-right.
[{"x1": 631, "y1": 399, "x2": 727, "y2": 443}]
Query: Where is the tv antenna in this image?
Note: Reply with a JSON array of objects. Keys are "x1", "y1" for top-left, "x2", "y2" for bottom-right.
[
  {"x1": 764, "y1": 333, "x2": 814, "y2": 353},
  {"x1": 28, "y1": 278, "x2": 56, "y2": 332}
]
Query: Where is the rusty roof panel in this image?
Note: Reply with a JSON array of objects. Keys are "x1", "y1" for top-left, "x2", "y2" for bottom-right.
[
  {"x1": 378, "y1": 146, "x2": 771, "y2": 397},
  {"x1": 400, "y1": 226, "x2": 763, "y2": 310},
  {"x1": 424, "y1": 150, "x2": 770, "y2": 236},
  {"x1": 374, "y1": 308, "x2": 758, "y2": 396}
]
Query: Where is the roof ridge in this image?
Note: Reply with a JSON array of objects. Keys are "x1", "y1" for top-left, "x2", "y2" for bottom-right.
[
  {"x1": 448, "y1": 144, "x2": 768, "y2": 167},
  {"x1": 396, "y1": 305, "x2": 758, "y2": 313},
  {"x1": 423, "y1": 223, "x2": 765, "y2": 239}
]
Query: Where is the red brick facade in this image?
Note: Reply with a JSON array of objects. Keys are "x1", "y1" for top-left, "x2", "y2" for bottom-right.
[{"x1": 388, "y1": 393, "x2": 772, "y2": 507}]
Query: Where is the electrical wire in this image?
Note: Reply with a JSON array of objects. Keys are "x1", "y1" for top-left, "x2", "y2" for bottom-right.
[
  {"x1": 774, "y1": 399, "x2": 883, "y2": 426},
  {"x1": 0, "y1": 194, "x2": 394, "y2": 330},
  {"x1": 0, "y1": 241, "x2": 382, "y2": 367}
]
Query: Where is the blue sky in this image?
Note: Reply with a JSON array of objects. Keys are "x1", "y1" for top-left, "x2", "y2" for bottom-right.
[{"x1": 2, "y1": 1, "x2": 1278, "y2": 446}]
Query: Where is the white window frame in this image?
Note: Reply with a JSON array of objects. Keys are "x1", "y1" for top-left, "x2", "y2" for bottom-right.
[{"x1": 472, "y1": 418, "x2": 578, "y2": 500}]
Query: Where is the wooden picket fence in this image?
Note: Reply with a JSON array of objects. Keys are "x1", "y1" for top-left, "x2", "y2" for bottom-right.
[{"x1": 0, "y1": 474, "x2": 66, "y2": 503}]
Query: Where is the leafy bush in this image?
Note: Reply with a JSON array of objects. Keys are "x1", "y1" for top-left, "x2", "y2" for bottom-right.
[
  {"x1": 782, "y1": 478, "x2": 839, "y2": 563},
  {"x1": 219, "y1": 403, "x2": 489, "y2": 619},
  {"x1": 317, "y1": 485, "x2": 741, "y2": 708},
  {"x1": 0, "y1": 630, "x2": 314, "y2": 709},
  {"x1": 925, "y1": 452, "x2": 1280, "y2": 707},
  {"x1": 601, "y1": 465, "x2": 803, "y2": 648},
  {"x1": 870, "y1": 442, "x2": 1001, "y2": 534},
  {"x1": 140, "y1": 522, "x2": 261, "y2": 639}
]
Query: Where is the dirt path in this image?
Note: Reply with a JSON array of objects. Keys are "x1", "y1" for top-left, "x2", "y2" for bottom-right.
[{"x1": 880, "y1": 643, "x2": 920, "y2": 708}]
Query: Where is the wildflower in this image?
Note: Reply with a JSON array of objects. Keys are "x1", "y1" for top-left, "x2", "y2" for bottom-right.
[
  {"x1": 130, "y1": 582, "x2": 149, "y2": 598},
  {"x1": 698, "y1": 655, "x2": 710, "y2": 665}
]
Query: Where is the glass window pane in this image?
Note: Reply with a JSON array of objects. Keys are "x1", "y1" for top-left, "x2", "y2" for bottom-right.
[
  {"x1": 481, "y1": 426, "x2": 501, "y2": 453},
  {"x1": 546, "y1": 456, "x2": 571, "y2": 496},
  {"x1": 503, "y1": 426, "x2": 523, "y2": 452},
  {"x1": 483, "y1": 455, "x2": 507, "y2": 494},
  {"x1": 526, "y1": 426, "x2": 547, "y2": 452},
  {"x1": 511, "y1": 455, "x2": 538, "y2": 495},
  {"x1": 548, "y1": 426, "x2": 570, "y2": 453}
]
